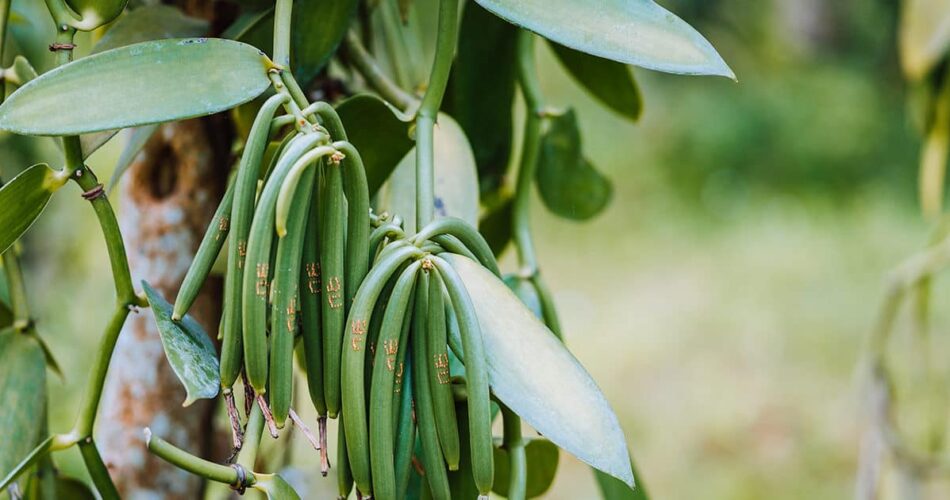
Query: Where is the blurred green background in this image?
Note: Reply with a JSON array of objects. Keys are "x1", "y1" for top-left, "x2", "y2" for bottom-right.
[{"x1": 2, "y1": 0, "x2": 939, "y2": 499}]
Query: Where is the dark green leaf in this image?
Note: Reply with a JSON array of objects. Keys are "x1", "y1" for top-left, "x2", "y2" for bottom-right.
[
  {"x1": 222, "y1": 6, "x2": 273, "y2": 42},
  {"x1": 537, "y1": 109, "x2": 612, "y2": 220},
  {"x1": 336, "y1": 94, "x2": 414, "y2": 196},
  {"x1": 253, "y1": 474, "x2": 302, "y2": 500},
  {"x1": 0, "y1": 164, "x2": 58, "y2": 255},
  {"x1": 550, "y1": 42, "x2": 642, "y2": 121},
  {"x1": 492, "y1": 438, "x2": 560, "y2": 498},
  {"x1": 899, "y1": 0, "x2": 950, "y2": 80},
  {"x1": 26, "y1": 474, "x2": 96, "y2": 500},
  {"x1": 478, "y1": 195, "x2": 513, "y2": 257},
  {"x1": 142, "y1": 281, "x2": 219, "y2": 406},
  {"x1": 595, "y1": 456, "x2": 649, "y2": 500},
  {"x1": 447, "y1": 2, "x2": 517, "y2": 194},
  {"x1": 292, "y1": 0, "x2": 359, "y2": 85},
  {"x1": 473, "y1": 0, "x2": 733, "y2": 78},
  {"x1": 0, "y1": 38, "x2": 272, "y2": 136},
  {"x1": 92, "y1": 5, "x2": 208, "y2": 53},
  {"x1": 376, "y1": 114, "x2": 479, "y2": 232},
  {"x1": 447, "y1": 400, "x2": 481, "y2": 498},
  {"x1": 444, "y1": 254, "x2": 634, "y2": 487},
  {"x1": 0, "y1": 328, "x2": 47, "y2": 485}
]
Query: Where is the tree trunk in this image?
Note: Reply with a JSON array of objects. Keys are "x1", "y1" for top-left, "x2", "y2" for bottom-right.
[{"x1": 98, "y1": 117, "x2": 231, "y2": 497}]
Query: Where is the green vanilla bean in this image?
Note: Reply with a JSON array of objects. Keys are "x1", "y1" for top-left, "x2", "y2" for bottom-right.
[
  {"x1": 427, "y1": 269, "x2": 461, "y2": 470},
  {"x1": 173, "y1": 176, "x2": 236, "y2": 320},
  {"x1": 368, "y1": 261, "x2": 421, "y2": 500},
  {"x1": 341, "y1": 244, "x2": 423, "y2": 496},
  {"x1": 413, "y1": 217, "x2": 500, "y2": 277}
]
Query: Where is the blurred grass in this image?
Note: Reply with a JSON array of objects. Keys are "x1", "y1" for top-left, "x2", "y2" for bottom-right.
[{"x1": 2, "y1": 0, "x2": 942, "y2": 498}]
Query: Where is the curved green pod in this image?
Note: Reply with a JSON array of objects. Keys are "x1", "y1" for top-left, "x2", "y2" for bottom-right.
[
  {"x1": 173, "y1": 176, "x2": 235, "y2": 321},
  {"x1": 341, "y1": 244, "x2": 423, "y2": 497},
  {"x1": 368, "y1": 261, "x2": 421, "y2": 500},
  {"x1": 431, "y1": 256, "x2": 494, "y2": 495},
  {"x1": 241, "y1": 132, "x2": 326, "y2": 393},
  {"x1": 300, "y1": 169, "x2": 326, "y2": 416},
  {"x1": 220, "y1": 94, "x2": 290, "y2": 390},
  {"x1": 268, "y1": 162, "x2": 316, "y2": 427},
  {"x1": 427, "y1": 270, "x2": 461, "y2": 470},
  {"x1": 411, "y1": 272, "x2": 451, "y2": 500},
  {"x1": 414, "y1": 217, "x2": 501, "y2": 277},
  {"x1": 320, "y1": 158, "x2": 346, "y2": 417}
]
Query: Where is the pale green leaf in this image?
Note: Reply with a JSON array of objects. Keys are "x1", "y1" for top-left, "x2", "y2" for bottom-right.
[
  {"x1": 376, "y1": 114, "x2": 479, "y2": 232},
  {"x1": 253, "y1": 474, "x2": 302, "y2": 500},
  {"x1": 107, "y1": 124, "x2": 160, "y2": 192},
  {"x1": 336, "y1": 94, "x2": 414, "y2": 195},
  {"x1": 0, "y1": 38, "x2": 272, "y2": 136},
  {"x1": 444, "y1": 254, "x2": 634, "y2": 487},
  {"x1": 536, "y1": 109, "x2": 612, "y2": 220},
  {"x1": 595, "y1": 456, "x2": 649, "y2": 500},
  {"x1": 92, "y1": 4, "x2": 208, "y2": 54},
  {"x1": 492, "y1": 438, "x2": 560, "y2": 498},
  {"x1": 473, "y1": 0, "x2": 733, "y2": 78},
  {"x1": 143, "y1": 281, "x2": 219, "y2": 406},
  {"x1": 550, "y1": 42, "x2": 642, "y2": 121},
  {"x1": 0, "y1": 164, "x2": 58, "y2": 255},
  {"x1": 0, "y1": 328, "x2": 47, "y2": 486},
  {"x1": 292, "y1": 0, "x2": 359, "y2": 85},
  {"x1": 900, "y1": 0, "x2": 950, "y2": 80}
]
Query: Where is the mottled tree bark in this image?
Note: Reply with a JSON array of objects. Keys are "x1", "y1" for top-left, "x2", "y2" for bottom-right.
[{"x1": 98, "y1": 118, "x2": 231, "y2": 498}]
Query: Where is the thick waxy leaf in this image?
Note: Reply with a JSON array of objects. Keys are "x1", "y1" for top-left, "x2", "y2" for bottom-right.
[
  {"x1": 550, "y1": 42, "x2": 642, "y2": 121},
  {"x1": 474, "y1": 0, "x2": 733, "y2": 78},
  {"x1": 336, "y1": 94, "x2": 414, "y2": 195},
  {"x1": 0, "y1": 38, "x2": 272, "y2": 136},
  {"x1": 92, "y1": 5, "x2": 208, "y2": 53},
  {"x1": 66, "y1": 0, "x2": 129, "y2": 27},
  {"x1": 26, "y1": 474, "x2": 96, "y2": 499},
  {"x1": 253, "y1": 474, "x2": 301, "y2": 500},
  {"x1": 596, "y1": 457, "x2": 649, "y2": 500},
  {"x1": 537, "y1": 109, "x2": 612, "y2": 220},
  {"x1": 142, "y1": 281, "x2": 219, "y2": 406},
  {"x1": 447, "y1": 2, "x2": 517, "y2": 194},
  {"x1": 292, "y1": 0, "x2": 358, "y2": 84},
  {"x1": 376, "y1": 114, "x2": 480, "y2": 232},
  {"x1": 0, "y1": 328, "x2": 47, "y2": 484},
  {"x1": 0, "y1": 164, "x2": 58, "y2": 255},
  {"x1": 900, "y1": 0, "x2": 950, "y2": 80},
  {"x1": 504, "y1": 275, "x2": 543, "y2": 319},
  {"x1": 492, "y1": 438, "x2": 560, "y2": 498},
  {"x1": 444, "y1": 254, "x2": 634, "y2": 487},
  {"x1": 108, "y1": 125, "x2": 160, "y2": 192}
]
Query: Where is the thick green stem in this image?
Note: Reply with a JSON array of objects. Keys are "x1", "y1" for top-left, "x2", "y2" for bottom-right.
[
  {"x1": 501, "y1": 405, "x2": 527, "y2": 500},
  {"x1": 415, "y1": 0, "x2": 458, "y2": 230},
  {"x1": 237, "y1": 405, "x2": 266, "y2": 472},
  {"x1": 147, "y1": 429, "x2": 254, "y2": 486},
  {"x1": 73, "y1": 303, "x2": 130, "y2": 436},
  {"x1": 78, "y1": 439, "x2": 120, "y2": 500},
  {"x1": 0, "y1": 0, "x2": 11, "y2": 66},
  {"x1": 343, "y1": 31, "x2": 415, "y2": 111},
  {"x1": 513, "y1": 31, "x2": 545, "y2": 275},
  {"x1": 273, "y1": 0, "x2": 293, "y2": 68}
]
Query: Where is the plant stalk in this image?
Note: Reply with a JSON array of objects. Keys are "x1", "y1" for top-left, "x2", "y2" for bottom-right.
[
  {"x1": 415, "y1": 0, "x2": 459, "y2": 230},
  {"x1": 343, "y1": 31, "x2": 415, "y2": 111},
  {"x1": 501, "y1": 405, "x2": 527, "y2": 500},
  {"x1": 273, "y1": 0, "x2": 293, "y2": 68},
  {"x1": 513, "y1": 30, "x2": 545, "y2": 275},
  {"x1": 147, "y1": 429, "x2": 254, "y2": 486},
  {"x1": 78, "y1": 439, "x2": 120, "y2": 500}
]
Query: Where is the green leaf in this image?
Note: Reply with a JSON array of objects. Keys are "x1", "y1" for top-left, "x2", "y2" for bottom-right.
[
  {"x1": 492, "y1": 438, "x2": 560, "y2": 498},
  {"x1": 0, "y1": 38, "x2": 272, "y2": 136},
  {"x1": 447, "y1": 400, "x2": 481, "y2": 498},
  {"x1": 595, "y1": 456, "x2": 649, "y2": 500},
  {"x1": 447, "y1": 2, "x2": 518, "y2": 194},
  {"x1": 478, "y1": 195, "x2": 513, "y2": 257},
  {"x1": 473, "y1": 0, "x2": 733, "y2": 78},
  {"x1": 900, "y1": 0, "x2": 950, "y2": 80},
  {"x1": 550, "y1": 42, "x2": 642, "y2": 121},
  {"x1": 92, "y1": 5, "x2": 208, "y2": 53},
  {"x1": 142, "y1": 281, "x2": 219, "y2": 406},
  {"x1": 292, "y1": 0, "x2": 359, "y2": 85},
  {"x1": 376, "y1": 114, "x2": 480, "y2": 233},
  {"x1": 253, "y1": 474, "x2": 302, "y2": 500},
  {"x1": 444, "y1": 254, "x2": 634, "y2": 487},
  {"x1": 536, "y1": 109, "x2": 612, "y2": 220},
  {"x1": 0, "y1": 328, "x2": 47, "y2": 485},
  {"x1": 336, "y1": 94, "x2": 414, "y2": 196},
  {"x1": 9, "y1": 56, "x2": 38, "y2": 85},
  {"x1": 504, "y1": 275, "x2": 543, "y2": 319},
  {"x1": 26, "y1": 474, "x2": 96, "y2": 500},
  {"x1": 0, "y1": 164, "x2": 58, "y2": 255}
]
